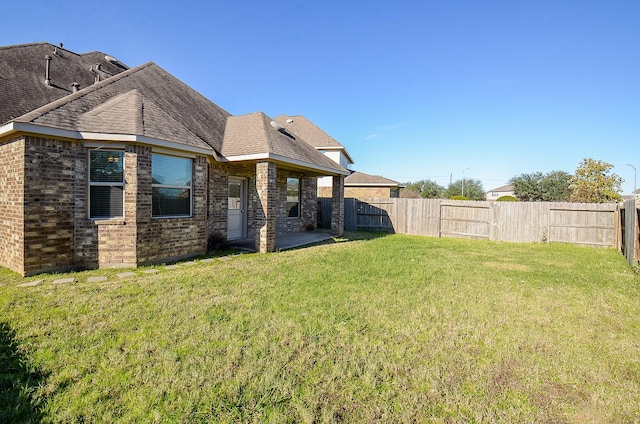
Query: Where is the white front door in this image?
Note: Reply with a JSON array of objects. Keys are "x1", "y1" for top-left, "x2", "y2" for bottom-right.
[{"x1": 227, "y1": 178, "x2": 246, "y2": 240}]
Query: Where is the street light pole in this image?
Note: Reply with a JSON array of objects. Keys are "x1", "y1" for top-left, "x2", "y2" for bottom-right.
[
  {"x1": 462, "y1": 167, "x2": 471, "y2": 197},
  {"x1": 628, "y1": 164, "x2": 637, "y2": 200}
]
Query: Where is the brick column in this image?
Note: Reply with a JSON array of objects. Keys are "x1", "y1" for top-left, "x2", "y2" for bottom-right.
[
  {"x1": 331, "y1": 175, "x2": 344, "y2": 236},
  {"x1": 301, "y1": 176, "x2": 318, "y2": 230},
  {"x1": 255, "y1": 161, "x2": 277, "y2": 252}
]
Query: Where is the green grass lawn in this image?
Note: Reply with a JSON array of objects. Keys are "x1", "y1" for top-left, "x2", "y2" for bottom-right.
[{"x1": 1, "y1": 234, "x2": 640, "y2": 423}]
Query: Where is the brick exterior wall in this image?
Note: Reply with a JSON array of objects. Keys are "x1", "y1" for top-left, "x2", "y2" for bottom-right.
[
  {"x1": 331, "y1": 175, "x2": 345, "y2": 236},
  {"x1": 344, "y1": 187, "x2": 393, "y2": 199},
  {"x1": 277, "y1": 173, "x2": 318, "y2": 234},
  {"x1": 255, "y1": 161, "x2": 277, "y2": 252},
  {"x1": 74, "y1": 145, "x2": 139, "y2": 269},
  {"x1": 301, "y1": 176, "x2": 318, "y2": 230},
  {"x1": 207, "y1": 161, "x2": 230, "y2": 245},
  {"x1": 23, "y1": 137, "x2": 76, "y2": 275},
  {"x1": 137, "y1": 153, "x2": 208, "y2": 264},
  {"x1": 0, "y1": 137, "x2": 25, "y2": 274},
  {"x1": 317, "y1": 186, "x2": 333, "y2": 198},
  {"x1": 0, "y1": 134, "x2": 333, "y2": 275}
]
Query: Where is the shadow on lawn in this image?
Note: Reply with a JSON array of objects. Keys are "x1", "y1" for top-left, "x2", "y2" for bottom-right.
[{"x1": 0, "y1": 322, "x2": 46, "y2": 423}]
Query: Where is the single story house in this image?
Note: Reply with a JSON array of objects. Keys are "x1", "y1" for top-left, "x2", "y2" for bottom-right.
[{"x1": 0, "y1": 42, "x2": 349, "y2": 276}]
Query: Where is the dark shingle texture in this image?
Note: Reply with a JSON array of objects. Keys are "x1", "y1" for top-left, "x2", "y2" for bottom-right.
[
  {"x1": 13, "y1": 62, "x2": 230, "y2": 153},
  {"x1": 223, "y1": 112, "x2": 348, "y2": 174},
  {"x1": 3, "y1": 42, "x2": 345, "y2": 172},
  {"x1": 0, "y1": 42, "x2": 128, "y2": 125}
]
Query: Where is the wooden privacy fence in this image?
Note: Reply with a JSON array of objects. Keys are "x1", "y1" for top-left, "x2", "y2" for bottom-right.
[{"x1": 319, "y1": 198, "x2": 628, "y2": 250}]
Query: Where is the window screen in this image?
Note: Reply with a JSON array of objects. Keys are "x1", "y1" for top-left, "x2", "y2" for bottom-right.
[{"x1": 89, "y1": 150, "x2": 124, "y2": 218}]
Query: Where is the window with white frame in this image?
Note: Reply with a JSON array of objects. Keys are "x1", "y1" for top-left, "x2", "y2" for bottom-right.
[
  {"x1": 89, "y1": 150, "x2": 124, "y2": 219},
  {"x1": 286, "y1": 177, "x2": 300, "y2": 218},
  {"x1": 152, "y1": 154, "x2": 192, "y2": 217}
]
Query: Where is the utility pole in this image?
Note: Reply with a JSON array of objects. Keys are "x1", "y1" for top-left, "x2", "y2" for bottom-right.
[
  {"x1": 462, "y1": 167, "x2": 470, "y2": 197},
  {"x1": 628, "y1": 164, "x2": 637, "y2": 200}
]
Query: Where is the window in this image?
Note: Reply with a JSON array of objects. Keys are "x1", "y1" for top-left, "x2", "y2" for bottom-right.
[
  {"x1": 152, "y1": 154, "x2": 192, "y2": 217},
  {"x1": 89, "y1": 150, "x2": 124, "y2": 219},
  {"x1": 286, "y1": 177, "x2": 300, "y2": 218}
]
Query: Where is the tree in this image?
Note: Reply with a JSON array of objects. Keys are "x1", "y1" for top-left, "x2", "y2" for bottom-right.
[
  {"x1": 402, "y1": 179, "x2": 445, "y2": 199},
  {"x1": 510, "y1": 172, "x2": 544, "y2": 201},
  {"x1": 510, "y1": 170, "x2": 571, "y2": 201},
  {"x1": 541, "y1": 170, "x2": 572, "y2": 201},
  {"x1": 399, "y1": 186, "x2": 421, "y2": 198},
  {"x1": 569, "y1": 158, "x2": 623, "y2": 203},
  {"x1": 444, "y1": 179, "x2": 485, "y2": 200}
]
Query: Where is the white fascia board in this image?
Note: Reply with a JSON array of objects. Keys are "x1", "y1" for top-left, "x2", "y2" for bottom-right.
[
  {"x1": 0, "y1": 122, "x2": 214, "y2": 156},
  {"x1": 225, "y1": 152, "x2": 350, "y2": 176}
]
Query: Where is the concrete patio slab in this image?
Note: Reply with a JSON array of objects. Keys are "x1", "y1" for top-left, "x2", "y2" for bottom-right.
[{"x1": 227, "y1": 230, "x2": 334, "y2": 252}]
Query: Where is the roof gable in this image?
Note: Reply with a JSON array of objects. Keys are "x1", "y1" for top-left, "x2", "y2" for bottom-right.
[
  {"x1": 11, "y1": 61, "x2": 230, "y2": 153},
  {"x1": 223, "y1": 112, "x2": 348, "y2": 175},
  {"x1": 273, "y1": 114, "x2": 354, "y2": 165}
]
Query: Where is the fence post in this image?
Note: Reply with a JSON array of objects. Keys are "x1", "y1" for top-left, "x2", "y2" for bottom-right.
[{"x1": 624, "y1": 199, "x2": 637, "y2": 265}]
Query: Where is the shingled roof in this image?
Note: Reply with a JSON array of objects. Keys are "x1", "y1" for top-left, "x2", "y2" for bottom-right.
[
  {"x1": 273, "y1": 114, "x2": 354, "y2": 165},
  {"x1": 0, "y1": 42, "x2": 128, "y2": 125},
  {"x1": 1, "y1": 42, "x2": 347, "y2": 174},
  {"x1": 345, "y1": 171, "x2": 403, "y2": 187},
  {"x1": 6, "y1": 61, "x2": 231, "y2": 155},
  {"x1": 223, "y1": 112, "x2": 349, "y2": 175}
]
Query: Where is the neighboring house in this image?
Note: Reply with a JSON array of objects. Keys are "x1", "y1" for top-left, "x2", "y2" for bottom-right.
[
  {"x1": 344, "y1": 171, "x2": 403, "y2": 199},
  {"x1": 273, "y1": 115, "x2": 354, "y2": 197},
  {"x1": 485, "y1": 184, "x2": 515, "y2": 201},
  {"x1": 0, "y1": 42, "x2": 349, "y2": 276}
]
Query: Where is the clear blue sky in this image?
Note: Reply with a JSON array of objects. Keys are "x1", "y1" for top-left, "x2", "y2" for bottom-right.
[{"x1": 4, "y1": 0, "x2": 639, "y2": 194}]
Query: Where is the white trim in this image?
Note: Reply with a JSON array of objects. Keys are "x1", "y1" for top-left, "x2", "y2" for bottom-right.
[
  {"x1": 0, "y1": 122, "x2": 214, "y2": 156},
  {"x1": 2, "y1": 121, "x2": 350, "y2": 174},
  {"x1": 225, "y1": 152, "x2": 350, "y2": 176},
  {"x1": 316, "y1": 146, "x2": 355, "y2": 164}
]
